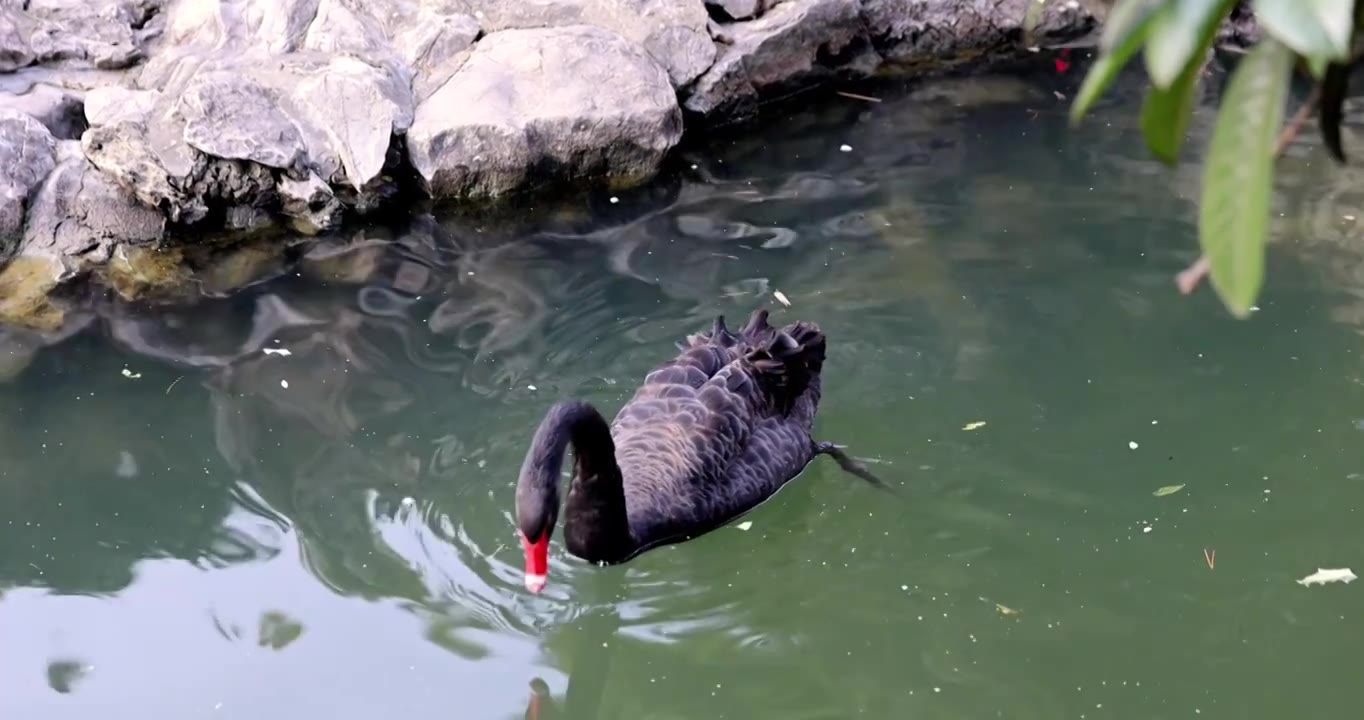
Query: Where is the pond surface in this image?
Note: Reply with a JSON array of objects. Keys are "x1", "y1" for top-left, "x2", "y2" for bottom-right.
[{"x1": 5, "y1": 60, "x2": 1364, "y2": 719}]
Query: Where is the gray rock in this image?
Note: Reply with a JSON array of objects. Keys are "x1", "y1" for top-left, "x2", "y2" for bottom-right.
[
  {"x1": 0, "y1": 83, "x2": 85, "y2": 139},
  {"x1": 279, "y1": 172, "x2": 343, "y2": 234},
  {"x1": 706, "y1": 0, "x2": 764, "y2": 21},
  {"x1": 454, "y1": 0, "x2": 715, "y2": 88},
  {"x1": 0, "y1": 109, "x2": 58, "y2": 260},
  {"x1": 84, "y1": 86, "x2": 161, "y2": 127},
  {"x1": 22, "y1": 139, "x2": 166, "y2": 267},
  {"x1": 176, "y1": 71, "x2": 306, "y2": 171},
  {"x1": 860, "y1": 0, "x2": 1096, "y2": 66},
  {"x1": 685, "y1": 0, "x2": 866, "y2": 116},
  {"x1": 408, "y1": 25, "x2": 682, "y2": 198},
  {"x1": 0, "y1": 0, "x2": 163, "y2": 72}
]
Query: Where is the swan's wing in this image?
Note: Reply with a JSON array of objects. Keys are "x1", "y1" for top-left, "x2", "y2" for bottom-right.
[{"x1": 612, "y1": 319, "x2": 826, "y2": 535}]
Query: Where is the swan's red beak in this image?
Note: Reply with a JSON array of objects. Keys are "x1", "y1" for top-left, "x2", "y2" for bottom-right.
[{"x1": 520, "y1": 531, "x2": 549, "y2": 593}]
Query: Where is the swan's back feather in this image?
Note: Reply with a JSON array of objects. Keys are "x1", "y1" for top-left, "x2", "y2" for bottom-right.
[{"x1": 609, "y1": 309, "x2": 825, "y2": 545}]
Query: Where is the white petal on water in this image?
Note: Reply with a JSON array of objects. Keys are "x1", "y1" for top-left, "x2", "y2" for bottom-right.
[
  {"x1": 527, "y1": 384, "x2": 538, "y2": 391},
  {"x1": 120, "y1": 368, "x2": 141, "y2": 379},
  {"x1": 262, "y1": 348, "x2": 292, "y2": 356},
  {"x1": 962, "y1": 421, "x2": 987, "y2": 431},
  {"x1": 1297, "y1": 568, "x2": 1357, "y2": 587},
  {"x1": 609, "y1": 196, "x2": 619, "y2": 204},
  {"x1": 839, "y1": 144, "x2": 853, "y2": 152},
  {"x1": 773, "y1": 290, "x2": 791, "y2": 307},
  {"x1": 280, "y1": 380, "x2": 289, "y2": 389},
  {"x1": 1129, "y1": 441, "x2": 1139, "y2": 450},
  {"x1": 736, "y1": 521, "x2": 753, "y2": 531}
]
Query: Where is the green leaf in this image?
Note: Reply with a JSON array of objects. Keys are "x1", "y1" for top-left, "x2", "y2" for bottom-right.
[
  {"x1": 1100, "y1": 0, "x2": 1169, "y2": 51},
  {"x1": 1320, "y1": 61, "x2": 1351, "y2": 162},
  {"x1": 1141, "y1": 64, "x2": 1201, "y2": 163},
  {"x1": 1199, "y1": 38, "x2": 1294, "y2": 318},
  {"x1": 1153, "y1": 484, "x2": 1186, "y2": 496},
  {"x1": 1071, "y1": 2, "x2": 1164, "y2": 123},
  {"x1": 1144, "y1": 0, "x2": 1239, "y2": 89},
  {"x1": 1138, "y1": 0, "x2": 1233, "y2": 163},
  {"x1": 1253, "y1": 0, "x2": 1353, "y2": 62}
]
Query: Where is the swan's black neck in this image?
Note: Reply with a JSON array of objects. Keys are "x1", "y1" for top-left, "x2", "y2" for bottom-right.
[{"x1": 516, "y1": 401, "x2": 634, "y2": 564}]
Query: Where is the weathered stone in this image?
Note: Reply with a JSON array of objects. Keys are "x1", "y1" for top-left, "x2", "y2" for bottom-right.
[
  {"x1": 0, "y1": 83, "x2": 85, "y2": 139},
  {"x1": 860, "y1": 0, "x2": 1096, "y2": 66},
  {"x1": 0, "y1": 109, "x2": 58, "y2": 260},
  {"x1": 685, "y1": 0, "x2": 866, "y2": 116},
  {"x1": 396, "y1": 11, "x2": 481, "y2": 102},
  {"x1": 22, "y1": 140, "x2": 166, "y2": 265},
  {"x1": 706, "y1": 0, "x2": 763, "y2": 21},
  {"x1": 0, "y1": 0, "x2": 163, "y2": 72},
  {"x1": 176, "y1": 70, "x2": 306, "y2": 170},
  {"x1": 409, "y1": 25, "x2": 682, "y2": 198},
  {"x1": 454, "y1": 0, "x2": 715, "y2": 88},
  {"x1": 279, "y1": 172, "x2": 343, "y2": 234}
]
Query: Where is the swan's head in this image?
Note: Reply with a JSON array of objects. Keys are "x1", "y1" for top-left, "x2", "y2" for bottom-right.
[
  {"x1": 518, "y1": 527, "x2": 550, "y2": 593},
  {"x1": 515, "y1": 467, "x2": 558, "y2": 594}
]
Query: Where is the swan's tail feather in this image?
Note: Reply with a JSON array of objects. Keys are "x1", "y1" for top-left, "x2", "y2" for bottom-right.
[
  {"x1": 814, "y1": 441, "x2": 897, "y2": 494},
  {"x1": 746, "y1": 321, "x2": 825, "y2": 414},
  {"x1": 741, "y1": 308, "x2": 772, "y2": 339},
  {"x1": 678, "y1": 314, "x2": 739, "y2": 350}
]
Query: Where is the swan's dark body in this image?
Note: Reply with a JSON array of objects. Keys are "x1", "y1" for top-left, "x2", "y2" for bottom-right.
[{"x1": 515, "y1": 309, "x2": 880, "y2": 587}]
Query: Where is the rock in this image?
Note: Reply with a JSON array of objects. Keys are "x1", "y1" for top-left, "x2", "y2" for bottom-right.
[
  {"x1": 176, "y1": 71, "x2": 307, "y2": 171},
  {"x1": 457, "y1": 0, "x2": 714, "y2": 88},
  {"x1": 685, "y1": 0, "x2": 866, "y2": 116},
  {"x1": 396, "y1": 11, "x2": 481, "y2": 102},
  {"x1": 0, "y1": 109, "x2": 57, "y2": 261},
  {"x1": 279, "y1": 172, "x2": 343, "y2": 234},
  {"x1": 84, "y1": 86, "x2": 160, "y2": 127},
  {"x1": 0, "y1": 0, "x2": 164, "y2": 72},
  {"x1": 0, "y1": 83, "x2": 86, "y2": 139},
  {"x1": 0, "y1": 137, "x2": 166, "y2": 329},
  {"x1": 408, "y1": 25, "x2": 682, "y2": 198},
  {"x1": 860, "y1": 0, "x2": 1096, "y2": 66},
  {"x1": 706, "y1": 0, "x2": 764, "y2": 21}
]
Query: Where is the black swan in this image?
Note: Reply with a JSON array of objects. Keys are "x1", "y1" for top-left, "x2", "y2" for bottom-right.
[{"x1": 514, "y1": 308, "x2": 885, "y2": 593}]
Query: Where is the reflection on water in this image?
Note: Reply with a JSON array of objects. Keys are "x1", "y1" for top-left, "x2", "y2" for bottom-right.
[{"x1": 5, "y1": 64, "x2": 1364, "y2": 718}]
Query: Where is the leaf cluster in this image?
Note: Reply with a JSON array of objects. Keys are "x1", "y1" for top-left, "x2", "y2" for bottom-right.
[{"x1": 1066, "y1": 0, "x2": 1364, "y2": 317}]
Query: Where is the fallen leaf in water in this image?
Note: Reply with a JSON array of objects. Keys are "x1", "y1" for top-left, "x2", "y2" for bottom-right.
[
  {"x1": 995, "y1": 603, "x2": 1021, "y2": 616},
  {"x1": 1153, "y1": 484, "x2": 1185, "y2": 497},
  {"x1": 120, "y1": 367, "x2": 141, "y2": 379},
  {"x1": 773, "y1": 290, "x2": 791, "y2": 307},
  {"x1": 736, "y1": 521, "x2": 753, "y2": 531},
  {"x1": 962, "y1": 421, "x2": 987, "y2": 431},
  {"x1": 1297, "y1": 568, "x2": 1357, "y2": 587},
  {"x1": 258, "y1": 611, "x2": 305, "y2": 649},
  {"x1": 262, "y1": 348, "x2": 291, "y2": 356}
]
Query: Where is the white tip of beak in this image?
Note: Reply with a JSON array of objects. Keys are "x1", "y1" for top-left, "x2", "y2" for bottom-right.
[{"x1": 525, "y1": 573, "x2": 547, "y2": 593}]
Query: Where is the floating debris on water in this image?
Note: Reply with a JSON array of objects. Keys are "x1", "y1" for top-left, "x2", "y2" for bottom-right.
[
  {"x1": 1153, "y1": 484, "x2": 1185, "y2": 497},
  {"x1": 1297, "y1": 568, "x2": 1357, "y2": 587},
  {"x1": 735, "y1": 521, "x2": 753, "y2": 531},
  {"x1": 280, "y1": 380, "x2": 289, "y2": 389},
  {"x1": 609, "y1": 196, "x2": 619, "y2": 204},
  {"x1": 839, "y1": 144, "x2": 852, "y2": 152},
  {"x1": 120, "y1": 368, "x2": 141, "y2": 379},
  {"x1": 527, "y1": 384, "x2": 538, "y2": 391},
  {"x1": 995, "y1": 603, "x2": 1021, "y2": 616},
  {"x1": 962, "y1": 421, "x2": 987, "y2": 431},
  {"x1": 773, "y1": 290, "x2": 791, "y2": 307},
  {"x1": 1129, "y1": 441, "x2": 1139, "y2": 450},
  {"x1": 262, "y1": 348, "x2": 292, "y2": 356}
]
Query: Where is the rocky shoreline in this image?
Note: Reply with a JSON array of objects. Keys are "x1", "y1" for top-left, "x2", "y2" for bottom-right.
[{"x1": 0, "y1": 0, "x2": 1245, "y2": 332}]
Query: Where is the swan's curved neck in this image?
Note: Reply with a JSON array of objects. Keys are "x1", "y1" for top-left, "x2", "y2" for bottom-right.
[{"x1": 516, "y1": 401, "x2": 633, "y2": 567}]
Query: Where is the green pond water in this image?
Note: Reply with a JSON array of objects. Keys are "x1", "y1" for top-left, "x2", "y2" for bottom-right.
[{"x1": 5, "y1": 63, "x2": 1364, "y2": 718}]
